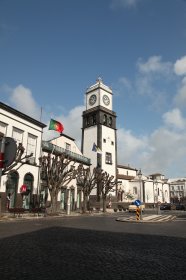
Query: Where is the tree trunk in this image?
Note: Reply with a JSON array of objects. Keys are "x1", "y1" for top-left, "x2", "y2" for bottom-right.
[
  {"x1": 82, "y1": 194, "x2": 88, "y2": 213},
  {"x1": 50, "y1": 189, "x2": 58, "y2": 214},
  {"x1": 102, "y1": 195, "x2": 107, "y2": 213}
]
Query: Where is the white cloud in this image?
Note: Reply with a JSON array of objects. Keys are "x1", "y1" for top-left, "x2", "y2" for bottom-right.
[
  {"x1": 9, "y1": 85, "x2": 41, "y2": 119},
  {"x1": 118, "y1": 77, "x2": 132, "y2": 90},
  {"x1": 135, "y1": 75, "x2": 153, "y2": 96},
  {"x1": 137, "y1": 56, "x2": 172, "y2": 75},
  {"x1": 135, "y1": 56, "x2": 173, "y2": 99},
  {"x1": 142, "y1": 128, "x2": 186, "y2": 176},
  {"x1": 174, "y1": 76, "x2": 186, "y2": 107},
  {"x1": 133, "y1": 56, "x2": 173, "y2": 113},
  {"x1": 173, "y1": 56, "x2": 186, "y2": 107},
  {"x1": 114, "y1": 54, "x2": 186, "y2": 176},
  {"x1": 162, "y1": 108, "x2": 186, "y2": 130},
  {"x1": 117, "y1": 125, "x2": 186, "y2": 177},
  {"x1": 117, "y1": 128, "x2": 147, "y2": 165},
  {"x1": 174, "y1": 56, "x2": 186, "y2": 76}
]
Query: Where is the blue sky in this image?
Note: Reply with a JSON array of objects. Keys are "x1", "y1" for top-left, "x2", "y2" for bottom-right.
[{"x1": 1, "y1": 0, "x2": 186, "y2": 178}]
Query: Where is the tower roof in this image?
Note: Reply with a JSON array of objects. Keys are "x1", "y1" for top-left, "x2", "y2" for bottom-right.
[{"x1": 86, "y1": 78, "x2": 112, "y2": 95}]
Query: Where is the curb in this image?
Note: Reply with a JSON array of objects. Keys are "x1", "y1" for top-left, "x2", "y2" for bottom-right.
[{"x1": 0, "y1": 211, "x2": 113, "y2": 222}]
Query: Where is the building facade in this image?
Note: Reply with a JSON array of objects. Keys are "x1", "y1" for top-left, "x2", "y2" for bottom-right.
[
  {"x1": 168, "y1": 178, "x2": 186, "y2": 204},
  {"x1": 41, "y1": 134, "x2": 91, "y2": 213},
  {"x1": 0, "y1": 102, "x2": 91, "y2": 213},
  {"x1": 0, "y1": 102, "x2": 46, "y2": 212},
  {"x1": 117, "y1": 166, "x2": 170, "y2": 206}
]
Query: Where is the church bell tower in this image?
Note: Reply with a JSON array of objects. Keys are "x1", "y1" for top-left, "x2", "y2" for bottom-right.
[{"x1": 81, "y1": 78, "x2": 117, "y2": 181}]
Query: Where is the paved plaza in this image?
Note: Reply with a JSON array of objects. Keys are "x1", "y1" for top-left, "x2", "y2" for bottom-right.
[{"x1": 0, "y1": 214, "x2": 186, "y2": 280}]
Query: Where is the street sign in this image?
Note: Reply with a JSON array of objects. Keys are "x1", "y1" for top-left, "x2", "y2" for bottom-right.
[
  {"x1": 0, "y1": 137, "x2": 17, "y2": 168},
  {"x1": 134, "y1": 199, "x2": 141, "y2": 207}
]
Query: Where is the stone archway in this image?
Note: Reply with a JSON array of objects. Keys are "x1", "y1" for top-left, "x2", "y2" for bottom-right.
[
  {"x1": 22, "y1": 173, "x2": 34, "y2": 209},
  {"x1": 6, "y1": 171, "x2": 19, "y2": 209}
]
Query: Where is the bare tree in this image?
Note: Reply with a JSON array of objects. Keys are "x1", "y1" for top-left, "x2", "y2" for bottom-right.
[
  {"x1": 95, "y1": 168, "x2": 116, "y2": 212},
  {"x1": 76, "y1": 164, "x2": 96, "y2": 213},
  {"x1": 0, "y1": 141, "x2": 33, "y2": 217},
  {"x1": 2, "y1": 143, "x2": 33, "y2": 175},
  {"x1": 39, "y1": 153, "x2": 77, "y2": 213}
]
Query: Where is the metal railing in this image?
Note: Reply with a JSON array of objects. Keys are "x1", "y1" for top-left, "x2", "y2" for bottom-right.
[{"x1": 42, "y1": 141, "x2": 91, "y2": 165}]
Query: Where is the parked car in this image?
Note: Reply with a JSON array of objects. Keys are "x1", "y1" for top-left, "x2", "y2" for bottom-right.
[
  {"x1": 128, "y1": 202, "x2": 145, "y2": 212},
  {"x1": 160, "y1": 203, "x2": 176, "y2": 210},
  {"x1": 160, "y1": 204, "x2": 171, "y2": 210},
  {"x1": 175, "y1": 204, "x2": 185, "y2": 211}
]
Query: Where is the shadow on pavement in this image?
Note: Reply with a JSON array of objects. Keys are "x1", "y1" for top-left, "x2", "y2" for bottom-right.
[{"x1": 0, "y1": 226, "x2": 186, "y2": 280}]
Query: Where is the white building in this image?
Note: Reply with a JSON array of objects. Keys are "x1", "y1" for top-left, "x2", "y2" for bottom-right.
[
  {"x1": 117, "y1": 166, "x2": 170, "y2": 206},
  {"x1": 41, "y1": 134, "x2": 91, "y2": 213},
  {"x1": 0, "y1": 101, "x2": 46, "y2": 211},
  {"x1": 168, "y1": 178, "x2": 186, "y2": 203},
  {"x1": 0, "y1": 101, "x2": 91, "y2": 213}
]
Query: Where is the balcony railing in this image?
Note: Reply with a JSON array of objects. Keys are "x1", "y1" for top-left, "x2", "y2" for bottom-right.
[{"x1": 42, "y1": 141, "x2": 91, "y2": 165}]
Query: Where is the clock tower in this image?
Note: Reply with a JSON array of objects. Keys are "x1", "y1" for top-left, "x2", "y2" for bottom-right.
[{"x1": 81, "y1": 78, "x2": 117, "y2": 186}]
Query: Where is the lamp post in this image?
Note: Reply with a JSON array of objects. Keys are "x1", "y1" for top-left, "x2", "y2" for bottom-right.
[{"x1": 137, "y1": 169, "x2": 143, "y2": 220}]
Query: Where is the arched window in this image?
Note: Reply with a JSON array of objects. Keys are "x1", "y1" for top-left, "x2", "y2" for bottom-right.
[
  {"x1": 6, "y1": 171, "x2": 19, "y2": 209},
  {"x1": 93, "y1": 114, "x2": 96, "y2": 125},
  {"x1": 133, "y1": 187, "x2": 137, "y2": 195},
  {"x1": 108, "y1": 117, "x2": 112, "y2": 126},
  {"x1": 24, "y1": 173, "x2": 34, "y2": 193},
  {"x1": 103, "y1": 114, "x2": 107, "y2": 125},
  {"x1": 23, "y1": 173, "x2": 34, "y2": 210}
]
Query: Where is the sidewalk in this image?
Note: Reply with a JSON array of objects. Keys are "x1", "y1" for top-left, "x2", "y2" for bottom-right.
[
  {"x1": 0, "y1": 210, "x2": 177, "y2": 223},
  {"x1": 116, "y1": 214, "x2": 177, "y2": 223}
]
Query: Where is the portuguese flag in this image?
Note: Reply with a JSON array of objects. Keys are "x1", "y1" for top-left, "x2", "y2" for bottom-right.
[{"x1": 49, "y1": 119, "x2": 64, "y2": 134}]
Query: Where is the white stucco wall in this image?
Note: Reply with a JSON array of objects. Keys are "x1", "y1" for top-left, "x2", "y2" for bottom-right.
[
  {"x1": 101, "y1": 125, "x2": 116, "y2": 178},
  {"x1": 83, "y1": 126, "x2": 98, "y2": 170},
  {"x1": 50, "y1": 135, "x2": 81, "y2": 155},
  {"x1": 0, "y1": 104, "x2": 44, "y2": 194}
]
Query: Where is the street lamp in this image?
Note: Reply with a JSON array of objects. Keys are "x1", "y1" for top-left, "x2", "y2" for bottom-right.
[{"x1": 137, "y1": 169, "x2": 143, "y2": 220}]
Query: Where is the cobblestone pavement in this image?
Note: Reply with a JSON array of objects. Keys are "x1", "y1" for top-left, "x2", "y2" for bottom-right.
[{"x1": 0, "y1": 215, "x2": 186, "y2": 280}]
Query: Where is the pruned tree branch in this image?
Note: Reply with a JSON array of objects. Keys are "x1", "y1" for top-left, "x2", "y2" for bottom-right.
[
  {"x1": 2, "y1": 143, "x2": 33, "y2": 175},
  {"x1": 39, "y1": 152, "x2": 77, "y2": 213},
  {"x1": 76, "y1": 164, "x2": 97, "y2": 212}
]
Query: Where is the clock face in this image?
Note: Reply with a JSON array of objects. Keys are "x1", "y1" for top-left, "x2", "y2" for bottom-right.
[
  {"x1": 89, "y1": 94, "x2": 97, "y2": 106},
  {"x1": 103, "y1": 94, "x2": 110, "y2": 106}
]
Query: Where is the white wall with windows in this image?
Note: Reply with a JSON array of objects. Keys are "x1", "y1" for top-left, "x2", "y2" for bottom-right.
[
  {"x1": 0, "y1": 102, "x2": 46, "y2": 209},
  {"x1": 50, "y1": 134, "x2": 81, "y2": 155},
  {"x1": 117, "y1": 165, "x2": 170, "y2": 204},
  {"x1": 168, "y1": 178, "x2": 186, "y2": 203}
]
